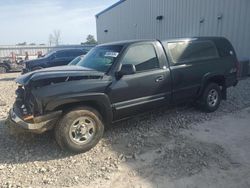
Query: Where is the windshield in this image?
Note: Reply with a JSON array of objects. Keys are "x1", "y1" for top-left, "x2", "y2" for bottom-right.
[
  {"x1": 43, "y1": 51, "x2": 55, "y2": 58},
  {"x1": 77, "y1": 45, "x2": 123, "y2": 72}
]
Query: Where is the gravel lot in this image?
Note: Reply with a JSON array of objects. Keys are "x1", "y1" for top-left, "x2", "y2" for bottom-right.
[{"x1": 0, "y1": 73, "x2": 250, "y2": 187}]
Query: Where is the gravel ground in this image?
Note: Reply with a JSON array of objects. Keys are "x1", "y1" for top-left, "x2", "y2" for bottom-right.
[{"x1": 0, "y1": 73, "x2": 250, "y2": 187}]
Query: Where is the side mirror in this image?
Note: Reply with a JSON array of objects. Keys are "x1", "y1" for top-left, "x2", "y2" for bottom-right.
[{"x1": 116, "y1": 64, "x2": 136, "y2": 78}]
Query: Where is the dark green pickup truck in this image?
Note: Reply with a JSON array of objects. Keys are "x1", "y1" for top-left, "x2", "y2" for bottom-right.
[{"x1": 8, "y1": 37, "x2": 239, "y2": 153}]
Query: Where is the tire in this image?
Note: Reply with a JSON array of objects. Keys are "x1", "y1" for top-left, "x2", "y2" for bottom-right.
[
  {"x1": 199, "y1": 83, "x2": 222, "y2": 113},
  {"x1": 55, "y1": 106, "x2": 104, "y2": 153},
  {"x1": 0, "y1": 65, "x2": 7, "y2": 74}
]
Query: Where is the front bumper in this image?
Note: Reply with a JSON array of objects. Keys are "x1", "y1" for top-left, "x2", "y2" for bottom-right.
[{"x1": 7, "y1": 108, "x2": 62, "y2": 133}]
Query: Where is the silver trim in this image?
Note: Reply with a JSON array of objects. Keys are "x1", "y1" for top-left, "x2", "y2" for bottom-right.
[
  {"x1": 10, "y1": 108, "x2": 49, "y2": 131},
  {"x1": 207, "y1": 89, "x2": 219, "y2": 107},
  {"x1": 115, "y1": 96, "x2": 165, "y2": 110},
  {"x1": 69, "y1": 116, "x2": 96, "y2": 145}
]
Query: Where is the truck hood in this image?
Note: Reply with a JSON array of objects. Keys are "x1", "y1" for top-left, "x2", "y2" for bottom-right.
[{"x1": 16, "y1": 66, "x2": 105, "y2": 86}]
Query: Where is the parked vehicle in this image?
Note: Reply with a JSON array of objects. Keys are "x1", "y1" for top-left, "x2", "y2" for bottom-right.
[
  {"x1": 22, "y1": 49, "x2": 88, "y2": 73},
  {"x1": 0, "y1": 59, "x2": 24, "y2": 73},
  {"x1": 8, "y1": 37, "x2": 239, "y2": 153},
  {"x1": 0, "y1": 60, "x2": 10, "y2": 73},
  {"x1": 68, "y1": 55, "x2": 85, "y2": 66}
]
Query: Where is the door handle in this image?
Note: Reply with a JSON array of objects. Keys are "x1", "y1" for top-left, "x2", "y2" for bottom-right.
[{"x1": 155, "y1": 75, "x2": 164, "y2": 82}]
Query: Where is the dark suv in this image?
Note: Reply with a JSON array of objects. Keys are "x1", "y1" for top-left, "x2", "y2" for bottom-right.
[
  {"x1": 23, "y1": 49, "x2": 88, "y2": 73},
  {"x1": 8, "y1": 37, "x2": 239, "y2": 153}
]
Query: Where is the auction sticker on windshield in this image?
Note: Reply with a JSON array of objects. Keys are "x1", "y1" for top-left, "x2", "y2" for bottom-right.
[{"x1": 104, "y1": 52, "x2": 119, "y2": 58}]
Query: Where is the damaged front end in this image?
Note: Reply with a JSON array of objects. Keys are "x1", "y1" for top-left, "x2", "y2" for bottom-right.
[
  {"x1": 8, "y1": 83, "x2": 62, "y2": 134},
  {"x1": 7, "y1": 66, "x2": 105, "y2": 134}
]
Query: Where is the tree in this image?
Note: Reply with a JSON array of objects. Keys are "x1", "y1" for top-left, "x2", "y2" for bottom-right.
[
  {"x1": 85, "y1": 35, "x2": 97, "y2": 44},
  {"x1": 48, "y1": 30, "x2": 61, "y2": 46},
  {"x1": 53, "y1": 30, "x2": 61, "y2": 46},
  {"x1": 49, "y1": 34, "x2": 54, "y2": 46}
]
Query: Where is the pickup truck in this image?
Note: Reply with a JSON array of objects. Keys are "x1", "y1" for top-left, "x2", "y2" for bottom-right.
[{"x1": 7, "y1": 37, "x2": 239, "y2": 153}]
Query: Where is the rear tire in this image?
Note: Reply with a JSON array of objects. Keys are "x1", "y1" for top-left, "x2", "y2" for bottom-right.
[
  {"x1": 55, "y1": 107, "x2": 104, "y2": 153},
  {"x1": 199, "y1": 83, "x2": 222, "y2": 113}
]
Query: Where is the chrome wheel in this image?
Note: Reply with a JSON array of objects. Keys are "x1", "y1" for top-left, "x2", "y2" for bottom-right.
[
  {"x1": 207, "y1": 89, "x2": 218, "y2": 107},
  {"x1": 69, "y1": 116, "x2": 96, "y2": 145}
]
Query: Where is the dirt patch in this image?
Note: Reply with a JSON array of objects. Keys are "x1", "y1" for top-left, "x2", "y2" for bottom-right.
[
  {"x1": 153, "y1": 137, "x2": 231, "y2": 178},
  {"x1": 0, "y1": 73, "x2": 250, "y2": 187}
]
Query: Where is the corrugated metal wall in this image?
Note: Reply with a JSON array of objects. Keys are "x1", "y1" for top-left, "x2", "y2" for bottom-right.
[{"x1": 96, "y1": 0, "x2": 250, "y2": 58}]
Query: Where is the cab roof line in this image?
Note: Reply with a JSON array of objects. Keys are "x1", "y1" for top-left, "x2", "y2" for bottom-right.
[{"x1": 96, "y1": 0, "x2": 126, "y2": 18}]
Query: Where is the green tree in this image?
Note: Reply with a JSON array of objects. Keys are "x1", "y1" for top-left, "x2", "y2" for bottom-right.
[{"x1": 85, "y1": 35, "x2": 97, "y2": 44}]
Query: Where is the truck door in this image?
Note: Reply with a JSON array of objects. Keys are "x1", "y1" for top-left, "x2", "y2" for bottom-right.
[{"x1": 108, "y1": 42, "x2": 172, "y2": 120}]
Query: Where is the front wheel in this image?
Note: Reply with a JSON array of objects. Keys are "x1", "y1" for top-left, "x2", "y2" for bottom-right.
[
  {"x1": 55, "y1": 107, "x2": 104, "y2": 153},
  {"x1": 199, "y1": 83, "x2": 222, "y2": 113},
  {"x1": 0, "y1": 65, "x2": 7, "y2": 74}
]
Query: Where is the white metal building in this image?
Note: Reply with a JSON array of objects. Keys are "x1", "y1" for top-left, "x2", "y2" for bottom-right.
[{"x1": 96, "y1": 0, "x2": 250, "y2": 58}]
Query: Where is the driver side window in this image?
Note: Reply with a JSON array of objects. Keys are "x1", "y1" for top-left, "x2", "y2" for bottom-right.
[
  {"x1": 121, "y1": 44, "x2": 159, "y2": 72},
  {"x1": 56, "y1": 51, "x2": 67, "y2": 58},
  {"x1": 49, "y1": 53, "x2": 56, "y2": 60}
]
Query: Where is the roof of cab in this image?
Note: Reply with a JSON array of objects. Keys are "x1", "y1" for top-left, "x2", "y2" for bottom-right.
[
  {"x1": 53, "y1": 48, "x2": 86, "y2": 53},
  {"x1": 96, "y1": 37, "x2": 229, "y2": 47},
  {"x1": 163, "y1": 36, "x2": 228, "y2": 43},
  {"x1": 97, "y1": 39, "x2": 156, "y2": 47}
]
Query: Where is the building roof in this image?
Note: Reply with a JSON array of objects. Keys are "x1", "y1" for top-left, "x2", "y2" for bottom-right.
[{"x1": 96, "y1": 0, "x2": 126, "y2": 18}]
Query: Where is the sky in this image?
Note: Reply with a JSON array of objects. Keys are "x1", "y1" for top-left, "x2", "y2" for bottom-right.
[{"x1": 0, "y1": 0, "x2": 118, "y2": 45}]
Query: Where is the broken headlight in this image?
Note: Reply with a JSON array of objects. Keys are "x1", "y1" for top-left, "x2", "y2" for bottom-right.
[{"x1": 15, "y1": 85, "x2": 25, "y2": 101}]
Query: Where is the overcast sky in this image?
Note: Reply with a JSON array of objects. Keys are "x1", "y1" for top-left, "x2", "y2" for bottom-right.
[{"x1": 0, "y1": 0, "x2": 118, "y2": 45}]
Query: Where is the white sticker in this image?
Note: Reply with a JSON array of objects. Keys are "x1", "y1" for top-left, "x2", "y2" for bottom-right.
[{"x1": 104, "y1": 52, "x2": 119, "y2": 58}]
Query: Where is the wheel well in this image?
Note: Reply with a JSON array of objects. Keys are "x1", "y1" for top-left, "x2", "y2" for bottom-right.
[
  {"x1": 207, "y1": 76, "x2": 225, "y2": 87},
  {"x1": 201, "y1": 75, "x2": 227, "y2": 100},
  {"x1": 55, "y1": 101, "x2": 110, "y2": 125}
]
